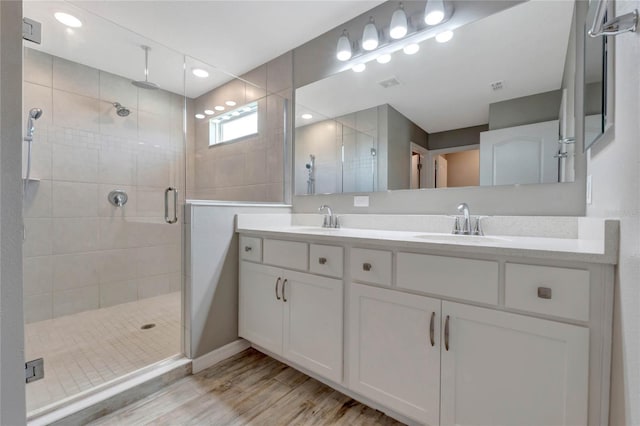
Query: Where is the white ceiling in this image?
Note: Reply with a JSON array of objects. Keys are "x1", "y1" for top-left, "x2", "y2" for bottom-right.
[
  {"x1": 296, "y1": 0, "x2": 576, "y2": 134},
  {"x1": 24, "y1": 0, "x2": 384, "y2": 98}
]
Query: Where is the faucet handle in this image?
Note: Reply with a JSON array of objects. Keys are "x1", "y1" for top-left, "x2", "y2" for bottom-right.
[
  {"x1": 333, "y1": 216, "x2": 340, "y2": 229},
  {"x1": 452, "y1": 217, "x2": 461, "y2": 234},
  {"x1": 472, "y1": 217, "x2": 484, "y2": 236}
]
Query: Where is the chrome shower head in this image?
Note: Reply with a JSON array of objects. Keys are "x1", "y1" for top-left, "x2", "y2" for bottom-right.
[
  {"x1": 113, "y1": 102, "x2": 131, "y2": 117},
  {"x1": 132, "y1": 45, "x2": 159, "y2": 90},
  {"x1": 25, "y1": 107, "x2": 43, "y2": 141}
]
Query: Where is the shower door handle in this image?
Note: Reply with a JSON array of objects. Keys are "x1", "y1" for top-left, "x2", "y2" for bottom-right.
[{"x1": 164, "y1": 187, "x2": 178, "y2": 224}]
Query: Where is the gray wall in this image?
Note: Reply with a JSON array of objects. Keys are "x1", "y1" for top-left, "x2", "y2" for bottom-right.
[
  {"x1": 586, "y1": 1, "x2": 640, "y2": 423},
  {"x1": 428, "y1": 124, "x2": 488, "y2": 150},
  {"x1": 489, "y1": 90, "x2": 563, "y2": 130},
  {"x1": 386, "y1": 105, "x2": 428, "y2": 190},
  {"x1": 0, "y1": 0, "x2": 26, "y2": 423}
]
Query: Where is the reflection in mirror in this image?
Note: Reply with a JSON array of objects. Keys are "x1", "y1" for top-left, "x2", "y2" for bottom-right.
[
  {"x1": 584, "y1": 0, "x2": 606, "y2": 150},
  {"x1": 295, "y1": 0, "x2": 579, "y2": 195}
]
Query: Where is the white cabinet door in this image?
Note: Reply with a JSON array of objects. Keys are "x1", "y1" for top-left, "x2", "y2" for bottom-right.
[
  {"x1": 440, "y1": 301, "x2": 589, "y2": 426},
  {"x1": 349, "y1": 283, "x2": 441, "y2": 425},
  {"x1": 282, "y1": 270, "x2": 343, "y2": 383},
  {"x1": 239, "y1": 261, "x2": 283, "y2": 355}
]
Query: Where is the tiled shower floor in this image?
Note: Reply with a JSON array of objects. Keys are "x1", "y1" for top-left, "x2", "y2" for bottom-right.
[{"x1": 25, "y1": 292, "x2": 181, "y2": 413}]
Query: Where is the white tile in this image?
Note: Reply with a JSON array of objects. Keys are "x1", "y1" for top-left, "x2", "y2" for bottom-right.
[
  {"x1": 52, "y1": 252, "x2": 100, "y2": 291},
  {"x1": 98, "y1": 217, "x2": 133, "y2": 250},
  {"x1": 137, "y1": 274, "x2": 171, "y2": 299},
  {"x1": 52, "y1": 89, "x2": 100, "y2": 133},
  {"x1": 98, "y1": 249, "x2": 137, "y2": 283},
  {"x1": 243, "y1": 148, "x2": 268, "y2": 185},
  {"x1": 98, "y1": 147, "x2": 136, "y2": 185},
  {"x1": 98, "y1": 101, "x2": 138, "y2": 140},
  {"x1": 99, "y1": 280, "x2": 138, "y2": 307},
  {"x1": 136, "y1": 246, "x2": 171, "y2": 277},
  {"x1": 99, "y1": 71, "x2": 138, "y2": 108},
  {"x1": 24, "y1": 256, "x2": 53, "y2": 296},
  {"x1": 24, "y1": 48, "x2": 52, "y2": 87},
  {"x1": 138, "y1": 110, "x2": 171, "y2": 147},
  {"x1": 53, "y1": 285, "x2": 99, "y2": 317},
  {"x1": 169, "y1": 272, "x2": 182, "y2": 292},
  {"x1": 138, "y1": 87, "x2": 171, "y2": 115},
  {"x1": 52, "y1": 57, "x2": 99, "y2": 98},
  {"x1": 52, "y1": 144, "x2": 98, "y2": 183},
  {"x1": 24, "y1": 293, "x2": 52, "y2": 323},
  {"x1": 136, "y1": 188, "x2": 164, "y2": 217},
  {"x1": 136, "y1": 154, "x2": 170, "y2": 187},
  {"x1": 52, "y1": 181, "x2": 98, "y2": 217},
  {"x1": 23, "y1": 179, "x2": 52, "y2": 218},
  {"x1": 24, "y1": 218, "x2": 53, "y2": 257},
  {"x1": 52, "y1": 218, "x2": 99, "y2": 254}
]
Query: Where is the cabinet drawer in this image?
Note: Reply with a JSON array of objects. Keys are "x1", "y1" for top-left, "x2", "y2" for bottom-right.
[
  {"x1": 505, "y1": 263, "x2": 590, "y2": 321},
  {"x1": 350, "y1": 248, "x2": 392, "y2": 285},
  {"x1": 309, "y1": 244, "x2": 344, "y2": 278},
  {"x1": 397, "y1": 253, "x2": 498, "y2": 305},
  {"x1": 263, "y1": 239, "x2": 308, "y2": 270},
  {"x1": 239, "y1": 236, "x2": 262, "y2": 262}
]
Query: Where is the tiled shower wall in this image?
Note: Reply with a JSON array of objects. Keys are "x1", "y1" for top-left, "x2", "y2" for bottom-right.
[
  {"x1": 189, "y1": 52, "x2": 291, "y2": 202},
  {"x1": 22, "y1": 48, "x2": 184, "y2": 323}
]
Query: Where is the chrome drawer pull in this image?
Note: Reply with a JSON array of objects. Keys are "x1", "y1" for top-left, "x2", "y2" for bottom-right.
[
  {"x1": 282, "y1": 279, "x2": 288, "y2": 302},
  {"x1": 429, "y1": 312, "x2": 435, "y2": 347},
  {"x1": 444, "y1": 315, "x2": 450, "y2": 351},
  {"x1": 363, "y1": 263, "x2": 372, "y2": 271},
  {"x1": 275, "y1": 277, "x2": 281, "y2": 300},
  {"x1": 319, "y1": 257, "x2": 327, "y2": 265},
  {"x1": 244, "y1": 246, "x2": 252, "y2": 252},
  {"x1": 537, "y1": 287, "x2": 552, "y2": 299}
]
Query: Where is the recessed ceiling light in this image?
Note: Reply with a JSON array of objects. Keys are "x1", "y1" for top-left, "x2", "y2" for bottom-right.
[
  {"x1": 403, "y1": 44, "x2": 420, "y2": 55},
  {"x1": 204, "y1": 109, "x2": 214, "y2": 115},
  {"x1": 301, "y1": 113, "x2": 313, "y2": 120},
  {"x1": 436, "y1": 30, "x2": 454, "y2": 43},
  {"x1": 214, "y1": 106, "x2": 225, "y2": 111},
  {"x1": 225, "y1": 101, "x2": 236, "y2": 106},
  {"x1": 352, "y1": 63, "x2": 366, "y2": 73},
  {"x1": 376, "y1": 54, "x2": 392, "y2": 64},
  {"x1": 192, "y1": 68, "x2": 209, "y2": 78},
  {"x1": 54, "y1": 12, "x2": 82, "y2": 28},
  {"x1": 195, "y1": 113, "x2": 205, "y2": 119}
]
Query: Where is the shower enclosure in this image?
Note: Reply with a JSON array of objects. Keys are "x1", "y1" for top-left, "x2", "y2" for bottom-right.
[
  {"x1": 22, "y1": 3, "x2": 186, "y2": 415},
  {"x1": 22, "y1": 1, "x2": 290, "y2": 418}
]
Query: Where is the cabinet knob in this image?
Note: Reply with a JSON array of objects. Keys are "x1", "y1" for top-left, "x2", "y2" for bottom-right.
[
  {"x1": 244, "y1": 246, "x2": 252, "y2": 252},
  {"x1": 318, "y1": 257, "x2": 327, "y2": 265},
  {"x1": 362, "y1": 263, "x2": 372, "y2": 271},
  {"x1": 537, "y1": 286, "x2": 552, "y2": 299}
]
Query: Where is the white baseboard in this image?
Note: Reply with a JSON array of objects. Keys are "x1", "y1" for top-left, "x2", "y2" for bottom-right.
[{"x1": 192, "y1": 339, "x2": 251, "y2": 373}]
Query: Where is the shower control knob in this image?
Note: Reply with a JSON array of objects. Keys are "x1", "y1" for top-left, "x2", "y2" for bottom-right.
[{"x1": 108, "y1": 190, "x2": 128, "y2": 207}]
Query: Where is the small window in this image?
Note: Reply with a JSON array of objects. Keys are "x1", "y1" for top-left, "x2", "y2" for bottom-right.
[{"x1": 209, "y1": 102, "x2": 258, "y2": 146}]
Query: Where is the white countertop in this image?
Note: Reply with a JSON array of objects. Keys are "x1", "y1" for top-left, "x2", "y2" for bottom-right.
[{"x1": 236, "y1": 214, "x2": 619, "y2": 265}]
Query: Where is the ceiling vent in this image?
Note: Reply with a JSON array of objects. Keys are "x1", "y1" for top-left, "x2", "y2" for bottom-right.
[
  {"x1": 490, "y1": 80, "x2": 504, "y2": 91},
  {"x1": 379, "y1": 77, "x2": 401, "y2": 88}
]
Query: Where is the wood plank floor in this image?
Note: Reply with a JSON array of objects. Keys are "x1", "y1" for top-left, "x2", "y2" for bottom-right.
[{"x1": 89, "y1": 348, "x2": 404, "y2": 426}]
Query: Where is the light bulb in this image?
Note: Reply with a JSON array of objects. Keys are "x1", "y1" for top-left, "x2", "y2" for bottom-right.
[
  {"x1": 390, "y1": 4, "x2": 408, "y2": 39},
  {"x1": 195, "y1": 114, "x2": 205, "y2": 119},
  {"x1": 403, "y1": 44, "x2": 420, "y2": 55},
  {"x1": 436, "y1": 30, "x2": 454, "y2": 43},
  {"x1": 352, "y1": 63, "x2": 366, "y2": 73},
  {"x1": 204, "y1": 109, "x2": 214, "y2": 115},
  {"x1": 225, "y1": 100, "x2": 236, "y2": 106},
  {"x1": 376, "y1": 54, "x2": 392, "y2": 64},
  {"x1": 424, "y1": 0, "x2": 445, "y2": 25},
  {"x1": 336, "y1": 30, "x2": 352, "y2": 61},
  {"x1": 214, "y1": 106, "x2": 225, "y2": 111},
  {"x1": 362, "y1": 18, "x2": 379, "y2": 51}
]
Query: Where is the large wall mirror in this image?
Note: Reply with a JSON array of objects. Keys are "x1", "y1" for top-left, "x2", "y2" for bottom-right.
[
  {"x1": 294, "y1": 0, "x2": 580, "y2": 196},
  {"x1": 584, "y1": 0, "x2": 607, "y2": 150}
]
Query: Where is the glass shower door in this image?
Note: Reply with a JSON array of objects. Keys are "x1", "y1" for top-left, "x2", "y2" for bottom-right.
[{"x1": 22, "y1": 2, "x2": 185, "y2": 415}]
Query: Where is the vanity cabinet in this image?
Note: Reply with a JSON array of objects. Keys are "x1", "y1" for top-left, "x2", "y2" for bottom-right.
[
  {"x1": 349, "y1": 283, "x2": 441, "y2": 426},
  {"x1": 239, "y1": 260, "x2": 343, "y2": 383}
]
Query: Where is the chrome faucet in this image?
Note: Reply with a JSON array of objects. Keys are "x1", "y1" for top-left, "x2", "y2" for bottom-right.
[
  {"x1": 457, "y1": 203, "x2": 471, "y2": 235},
  {"x1": 319, "y1": 204, "x2": 339, "y2": 228},
  {"x1": 452, "y1": 203, "x2": 484, "y2": 236}
]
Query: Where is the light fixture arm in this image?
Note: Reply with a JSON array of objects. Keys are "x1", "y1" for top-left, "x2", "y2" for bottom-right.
[{"x1": 589, "y1": 0, "x2": 638, "y2": 37}]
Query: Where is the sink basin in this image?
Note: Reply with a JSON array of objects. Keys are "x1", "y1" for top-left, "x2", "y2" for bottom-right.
[{"x1": 414, "y1": 233, "x2": 510, "y2": 244}]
